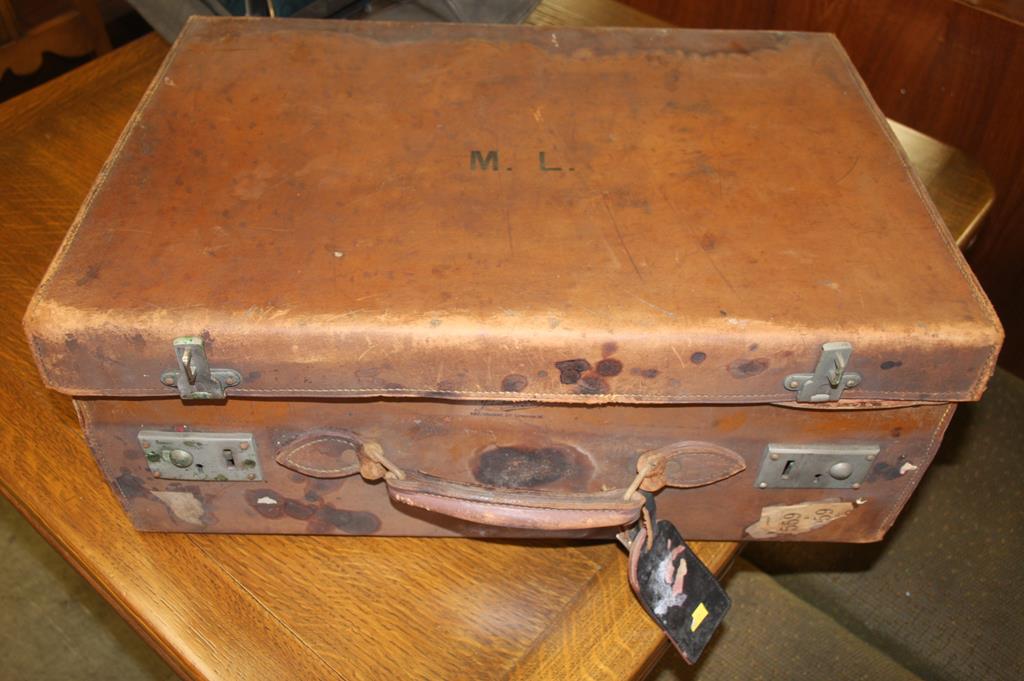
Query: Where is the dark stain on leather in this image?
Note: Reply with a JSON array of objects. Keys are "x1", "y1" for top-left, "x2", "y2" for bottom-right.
[
  {"x1": 881, "y1": 360, "x2": 903, "y2": 370},
  {"x1": 577, "y1": 374, "x2": 609, "y2": 394},
  {"x1": 501, "y1": 374, "x2": 529, "y2": 392},
  {"x1": 601, "y1": 341, "x2": 618, "y2": 357},
  {"x1": 631, "y1": 367, "x2": 659, "y2": 378},
  {"x1": 245, "y1": 488, "x2": 375, "y2": 531},
  {"x1": 748, "y1": 343, "x2": 759, "y2": 351},
  {"x1": 284, "y1": 499, "x2": 316, "y2": 520},
  {"x1": 91, "y1": 344, "x2": 124, "y2": 367},
  {"x1": 890, "y1": 427, "x2": 902, "y2": 438},
  {"x1": 115, "y1": 471, "x2": 150, "y2": 499},
  {"x1": 595, "y1": 358, "x2": 623, "y2": 377},
  {"x1": 308, "y1": 507, "x2": 381, "y2": 534},
  {"x1": 691, "y1": 351, "x2": 707, "y2": 364},
  {"x1": 64, "y1": 333, "x2": 80, "y2": 352},
  {"x1": 473, "y1": 445, "x2": 593, "y2": 490},
  {"x1": 436, "y1": 378, "x2": 460, "y2": 392},
  {"x1": 728, "y1": 358, "x2": 770, "y2": 378},
  {"x1": 868, "y1": 462, "x2": 902, "y2": 482},
  {"x1": 76, "y1": 263, "x2": 101, "y2": 286},
  {"x1": 699, "y1": 233, "x2": 716, "y2": 251},
  {"x1": 555, "y1": 358, "x2": 590, "y2": 384}
]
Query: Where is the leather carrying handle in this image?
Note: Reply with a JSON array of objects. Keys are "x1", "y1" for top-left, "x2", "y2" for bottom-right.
[
  {"x1": 380, "y1": 440, "x2": 745, "y2": 530},
  {"x1": 275, "y1": 430, "x2": 745, "y2": 531},
  {"x1": 384, "y1": 471, "x2": 645, "y2": 531}
]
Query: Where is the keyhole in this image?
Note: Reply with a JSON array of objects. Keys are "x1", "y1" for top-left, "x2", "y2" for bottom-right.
[
  {"x1": 781, "y1": 460, "x2": 796, "y2": 479},
  {"x1": 223, "y1": 448, "x2": 236, "y2": 468}
]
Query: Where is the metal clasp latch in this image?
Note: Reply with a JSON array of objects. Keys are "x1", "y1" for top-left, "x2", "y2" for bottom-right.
[
  {"x1": 160, "y1": 336, "x2": 241, "y2": 400},
  {"x1": 784, "y1": 341, "x2": 861, "y2": 402}
]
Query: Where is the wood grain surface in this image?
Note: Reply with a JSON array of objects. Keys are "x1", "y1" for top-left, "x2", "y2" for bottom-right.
[{"x1": 0, "y1": 2, "x2": 994, "y2": 679}]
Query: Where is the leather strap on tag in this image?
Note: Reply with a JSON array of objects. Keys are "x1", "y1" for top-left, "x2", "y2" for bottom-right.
[{"x1": 627, "y1": 492, "x2": 730, "y2": 664}]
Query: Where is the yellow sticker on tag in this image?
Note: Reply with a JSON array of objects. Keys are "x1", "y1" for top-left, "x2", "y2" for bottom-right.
[{"x1": 690, "y1": 602, "x2": 709, "y2": 632}]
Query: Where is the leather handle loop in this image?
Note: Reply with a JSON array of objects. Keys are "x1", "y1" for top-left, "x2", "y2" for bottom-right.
[
  {"x1": 384, "y1": 471, "x2": 645, "y2": 530},
  {"x1": 637, "y1": 441, "x2": 746, "y2": 492},
  {"x1": 275, "y1": 429, "x2": 363, "y2": 479}
]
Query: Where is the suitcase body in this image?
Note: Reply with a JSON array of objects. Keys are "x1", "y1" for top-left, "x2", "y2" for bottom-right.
[
  {"x1": 76, "y1": 397, "x2": 957, "y2": 541},
  {"x1": 25, "y1": 18, "x2": 1001, "y2": 541}
]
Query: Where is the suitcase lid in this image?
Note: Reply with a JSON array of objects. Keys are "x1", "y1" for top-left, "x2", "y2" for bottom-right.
[{"x1": 24, "y1": 18, "x2": 1002, "y2": 405}]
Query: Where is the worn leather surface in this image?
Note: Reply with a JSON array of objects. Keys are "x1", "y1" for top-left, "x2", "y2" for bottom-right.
[
  {"x1": 80, "y1": 396, "x2": 953, "y2": 540},
  {"x1": 24, "y1": 18, "x2": 1001, "y2": 404}
]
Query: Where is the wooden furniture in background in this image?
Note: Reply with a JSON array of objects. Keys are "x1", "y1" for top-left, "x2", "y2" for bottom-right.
[
  {"x1": 0, "y1": 0, "x2": 110, "y2": 76},
  {"x1": 887, "y1": 120, "x2": 994, "y2": 249},
  {"x1": 0, "y1": 1, "x2": 995, "y2": 679},
  {"x1": 622, "y1": 0, "x2": 1024, "y2": 376}
]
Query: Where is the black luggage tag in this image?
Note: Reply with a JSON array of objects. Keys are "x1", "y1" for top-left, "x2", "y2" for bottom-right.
[{"x1": 622, "y1": 492, "x2": 730, "y2": 664}]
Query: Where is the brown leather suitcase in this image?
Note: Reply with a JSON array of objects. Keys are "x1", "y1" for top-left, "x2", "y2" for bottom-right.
[{"x1": 23, "y1": 18, "x2": 1002, "y2": 544}]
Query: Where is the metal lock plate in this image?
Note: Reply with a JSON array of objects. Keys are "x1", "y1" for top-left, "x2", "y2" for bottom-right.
[
  {"x1": 755, "y1": 443, "x2": 878, "y2": 489},
  {"x1": 139, "y1": 430, "x2": 262, "y2": 481}
]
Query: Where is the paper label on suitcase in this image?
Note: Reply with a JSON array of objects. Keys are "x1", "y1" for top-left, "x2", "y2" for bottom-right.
[{"x1": 627, "y1": 503, "x2": 729, "y2": 664}]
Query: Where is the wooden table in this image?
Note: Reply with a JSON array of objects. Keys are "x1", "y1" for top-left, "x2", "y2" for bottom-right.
[{"x1": 0, "y1": 3, "x2": 992, "y2": 680}]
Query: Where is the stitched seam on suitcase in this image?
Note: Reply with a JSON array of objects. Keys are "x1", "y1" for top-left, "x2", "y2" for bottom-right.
[
  {"x1": 229, "y1": 388, "x2": 970, "y2": 398},
  {"x1": 878, "y1": 403, "x2": 953, "y2": 531},
  {"x1": 829, "y1": 34, "x2": 1001, "y2": 398},
  {"x1": 66, "y1": 386, "x2": 974, "y2": 400}
]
